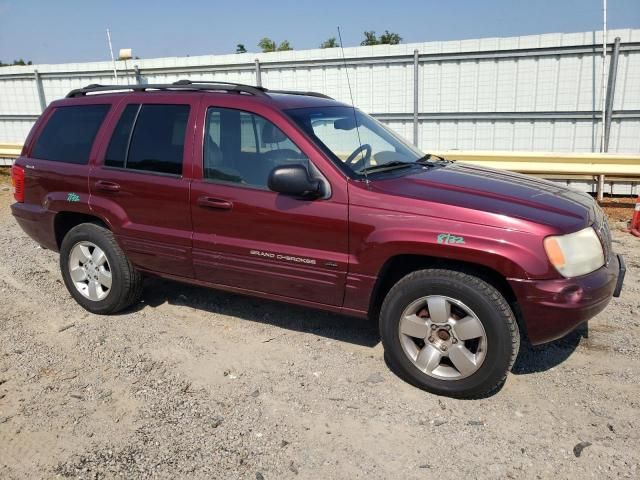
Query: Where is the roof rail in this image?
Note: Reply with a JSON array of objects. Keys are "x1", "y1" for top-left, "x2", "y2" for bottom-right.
[
  {"x1": 66, "y1": 80, "x2": 267, "y2": 98},
  {"x1": 267, "y1": 89, "x2": 332, "y2": 99},
  {"x1": 65, "y1": 79, "x2": 332, "y2": 100}
]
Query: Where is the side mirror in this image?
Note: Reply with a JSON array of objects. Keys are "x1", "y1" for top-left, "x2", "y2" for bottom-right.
[{"x1": 268, "y1": 164, "x2": 322, "y2": 198}]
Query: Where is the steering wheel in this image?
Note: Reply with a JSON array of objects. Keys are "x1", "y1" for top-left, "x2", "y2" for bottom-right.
[{"x1": 346, "y1": 144, "x2": 372, "y2": 171}]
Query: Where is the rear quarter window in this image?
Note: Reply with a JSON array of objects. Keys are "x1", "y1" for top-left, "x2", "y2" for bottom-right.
[{"x1": 31, "y1": 104, "x2": 110, "y2": 164}]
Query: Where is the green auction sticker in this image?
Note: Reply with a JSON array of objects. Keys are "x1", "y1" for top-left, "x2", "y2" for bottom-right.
[{"x1": 437, "y1": 233, "x2": 465, "y2": 245}]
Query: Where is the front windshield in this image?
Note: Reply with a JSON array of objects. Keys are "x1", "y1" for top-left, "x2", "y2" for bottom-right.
[{"x1": 286, "y1": 106, "x2": 426, "y2": 176}]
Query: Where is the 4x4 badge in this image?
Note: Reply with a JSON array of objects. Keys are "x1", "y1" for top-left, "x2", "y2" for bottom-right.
[
  {"x1": 67, "y1": 193, "x2": 80, "y2": 202},
  {"x1": 437, "y1": 233, "x2": 465, "y2": 245}
]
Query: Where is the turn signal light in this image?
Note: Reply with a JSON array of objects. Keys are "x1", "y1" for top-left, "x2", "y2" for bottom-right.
[{"x1": 543, "y1": 237, "x2": 566, "y2": 269}]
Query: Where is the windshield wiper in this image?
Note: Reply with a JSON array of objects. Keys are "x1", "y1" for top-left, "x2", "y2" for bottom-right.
[
  {"x1": 359, "y1": 161, "x2": 417, "y2": 174},
  {"x1": 417, "y1": 153, "x2": 448, "y2": 163}
]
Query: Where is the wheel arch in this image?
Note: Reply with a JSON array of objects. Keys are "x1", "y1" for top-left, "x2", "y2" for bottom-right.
[
  {"x1": 368, "y1": 254, "x2": 525, "y2": 337},
  {"x1": 54, "y1": 211, "x2": 111, "y2": 249}
]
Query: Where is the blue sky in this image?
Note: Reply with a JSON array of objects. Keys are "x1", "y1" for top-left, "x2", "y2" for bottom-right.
[{"x1": 0, "y1": 0, "x2": 638, "y2": 64}]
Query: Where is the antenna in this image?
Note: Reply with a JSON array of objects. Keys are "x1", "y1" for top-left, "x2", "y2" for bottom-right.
[
  {"x1": 337, "y1": 26, "x2": 369, "y2": 184},
  {"x1": 106, "y1": 28, "x2": 118, "y2": 84}
]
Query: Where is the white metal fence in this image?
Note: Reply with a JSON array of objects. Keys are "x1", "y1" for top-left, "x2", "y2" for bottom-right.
[{"x1": 1, "y1": 29, "x2": 639, "y2": 154}]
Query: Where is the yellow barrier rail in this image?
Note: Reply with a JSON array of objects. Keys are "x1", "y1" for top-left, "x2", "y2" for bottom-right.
[
  {"x1": 0, "y1": 143, "x2": 22, "y2": 162},
  {"x1": 433, "y1": 150, "x2": 640, "y2": 177}
]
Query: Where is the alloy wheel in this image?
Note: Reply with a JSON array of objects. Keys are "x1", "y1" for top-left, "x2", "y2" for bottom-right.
[
  {"x1": 398, "y1": 295, "x2": 487, "y2": 380},
  {"x1": 68, "y1": 241, "x2": 112, "y2": 301}
]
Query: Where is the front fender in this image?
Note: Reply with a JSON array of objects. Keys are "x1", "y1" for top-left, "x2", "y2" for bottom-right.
[
  {"x1": 343, "y1": 217, "x2": 555, "y2": 314},
  {"x1": 355, "y1": 225, "x2": 549, "y2": 279}
]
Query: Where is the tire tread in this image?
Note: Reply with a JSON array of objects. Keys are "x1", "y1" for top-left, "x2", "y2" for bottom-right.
[
  {"x1": 379, "y1": 268, "x2": 519, "y2": 399},
  {"x1": 60, "y1": 223, "x2": 142, "y2": 314}
]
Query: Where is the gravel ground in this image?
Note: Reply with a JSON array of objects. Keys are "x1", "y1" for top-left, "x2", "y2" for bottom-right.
[{"x1": 1, "y1": 174, "x2": 639, "y2": 479}]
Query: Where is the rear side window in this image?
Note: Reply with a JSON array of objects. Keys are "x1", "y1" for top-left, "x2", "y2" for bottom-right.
[
  {"x1": 104, "y1": 104, "x2": 190, "y2": 175},
  {"x1": 31, "y1": 105, "x2": 110, "y2": 164}
]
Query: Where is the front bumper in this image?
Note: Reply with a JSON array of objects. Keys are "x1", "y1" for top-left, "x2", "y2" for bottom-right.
[{"x1": 508, "y1": 254, "x2": 624, "y2": 345}]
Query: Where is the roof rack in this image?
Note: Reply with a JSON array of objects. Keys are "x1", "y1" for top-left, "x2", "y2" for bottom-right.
[
  {"x1": 66, "y1": 79, "x2": 332, "y2": 100},
  {"x1": 267, "y1": 89, "x2": 332, "y2": 99},
  {"x1": 66, "y1": 80, "x2": 267, "y2": 98}
]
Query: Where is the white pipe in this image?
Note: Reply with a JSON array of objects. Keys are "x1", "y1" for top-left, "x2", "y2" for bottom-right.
[
  {"x1": 600, "y1": 0, "x2": 607, "y2": 152},
  {"x1": 107, "y1": 28, "x2": 118, "y2": 84}
]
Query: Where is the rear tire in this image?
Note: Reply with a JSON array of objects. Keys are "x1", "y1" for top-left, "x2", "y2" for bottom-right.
[
  {"x1": 60, "y1": 223, "x2": 142, "y2": 314},
  {"x1": 379, "y1": 269, "x2": 519, "y2": 398}
]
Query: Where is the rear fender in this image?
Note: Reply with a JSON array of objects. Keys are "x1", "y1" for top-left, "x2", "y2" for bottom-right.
[{"x1": 45, "y1": 191, "x2": 93, "y2": 216}]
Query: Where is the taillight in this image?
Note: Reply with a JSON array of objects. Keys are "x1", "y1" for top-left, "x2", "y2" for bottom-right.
[{"x1": 11, "y1": 165, "x2": 25, "y2": 203}]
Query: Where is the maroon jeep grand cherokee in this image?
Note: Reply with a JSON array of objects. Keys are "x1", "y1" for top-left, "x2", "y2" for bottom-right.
[{"x1": 10, "y1": 81, "x2": 625, "y2": 398}]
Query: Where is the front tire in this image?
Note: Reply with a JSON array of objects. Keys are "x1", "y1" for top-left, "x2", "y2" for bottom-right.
[
  {"x1": 60, "y1": 223, "x2": 142, "y2": 314},
  {"x1": 379, "y1": 269, "x2": 519, "y2": 398}
]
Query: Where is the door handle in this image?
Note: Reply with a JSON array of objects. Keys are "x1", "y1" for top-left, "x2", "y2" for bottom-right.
[
  {"x1": 197, "y1": 196, "x2": 233, "y2": 210},
  {"x1": 95, "y1": 180, "x2": 121, "y2": 192}
]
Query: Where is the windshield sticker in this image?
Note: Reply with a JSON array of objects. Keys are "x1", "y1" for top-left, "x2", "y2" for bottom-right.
[
  {"x1": 67, "y1": 193, "x2": 80, "y2": 202},
  {"x1": 437, "y1": 233, "x2": 465, "y2": 245}
]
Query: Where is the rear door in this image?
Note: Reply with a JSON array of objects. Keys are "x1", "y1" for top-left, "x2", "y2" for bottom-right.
[
  {"x1": 190, "y1": 99, "x2": 349, "y2": 306},
  {"x1": 90, "y1": 94, "x2": 197, "y2": 278}
]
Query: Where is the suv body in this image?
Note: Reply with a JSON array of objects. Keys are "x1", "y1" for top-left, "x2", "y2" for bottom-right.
[{"x1": 11, "y1": 82, "x2": 625, "y2": 398}]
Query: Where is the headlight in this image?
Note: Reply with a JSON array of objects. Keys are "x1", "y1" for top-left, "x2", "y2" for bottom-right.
[{"x1": 543, "y1": 227, "x2": 605, "y2": 278}]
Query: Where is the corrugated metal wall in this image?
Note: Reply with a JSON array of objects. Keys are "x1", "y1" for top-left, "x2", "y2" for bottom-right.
[{"x1": 1, "y1": 29, "x2": 639, "y2": 153}]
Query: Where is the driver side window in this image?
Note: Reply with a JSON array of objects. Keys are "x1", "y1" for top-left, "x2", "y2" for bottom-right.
[{"x1": 204, "y1": 107, "x2": 309, "y2": 188}]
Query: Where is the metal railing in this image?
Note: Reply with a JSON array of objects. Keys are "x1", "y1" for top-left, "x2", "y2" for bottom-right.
[
  {"x1": 431, "y1": 151, "x2": 640, "y2": 176},
  {"x1": 432, "y1": 151, "x2": 640, "y2": 199},
  {"x1": 0, "y1": 143, "x2": 21, "y2": 165}
]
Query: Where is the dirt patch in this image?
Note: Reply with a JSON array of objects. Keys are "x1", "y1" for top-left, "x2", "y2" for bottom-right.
[
  {"x1": 600, "y1": 196, "x2": 638, "y2": 223},
  {"x1": 0, "y1": 168, "x2": 10, "y2": 188},
  {"x1": 1, "y1": 190, "x2": 639, "y2": 479}
]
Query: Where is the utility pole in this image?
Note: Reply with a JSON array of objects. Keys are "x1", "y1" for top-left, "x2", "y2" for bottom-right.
[
  {"x1": 600, "y1": 0, "x2": 607, "y2": 152},
  {"x1": 596, "y1": 0, "x2": 608, "y2": 201}
]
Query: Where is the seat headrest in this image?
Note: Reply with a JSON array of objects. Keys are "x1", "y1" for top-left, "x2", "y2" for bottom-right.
[{"x1": 261, "y1": 122, "x2": 287, "y2": 144}]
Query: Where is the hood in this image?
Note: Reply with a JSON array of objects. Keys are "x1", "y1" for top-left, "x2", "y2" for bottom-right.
[{"x1": 368, "y1": 162, "x2": 597, "y2": 233}]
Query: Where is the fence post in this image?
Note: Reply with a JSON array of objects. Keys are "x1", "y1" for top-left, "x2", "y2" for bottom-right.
[
  {"x1": 603, "y1": 37, "x2": 621, "y2": 152},
  {"x1": 597, "y1": 36, "x2": 621, "y2": 202},
  {"x1": 597, "y1": 174, "x2": 605, "y2": 202},
  {"x1": 34, "y1": 69, "x2": 46, "y2": 112},
  {"x1": 134, "y1": 65, "x2": 142, "y2": 85},
  {"x1": 254, "y1": 59, "x2": 262, "y2": 87},
  {"x1": 413, "y1": 49, "x2": 419, "y2": 147}
]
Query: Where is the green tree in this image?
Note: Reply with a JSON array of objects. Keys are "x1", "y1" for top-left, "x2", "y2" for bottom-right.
[
  {"x1": 236, "y1": 44, "x2": 247, "y2": 54},
  {"x1": 360, "y1": 30, "x2": 402, "y2": 46},
  {"x1": 258, "y1": 37, "x2": 276, "y2": 53},
  {"x1": 379, "y1": 30, "x2": 402, "y2": 45},
  {"x1": 320, "y1": 37, "x2": 339, "y2": 48},
  {"x1": 277, "y1": 40, "x2": 292, "y2": 51},
  {"x1": 0, "y1": 59, "x2": 32, "y2": 67},
  {"x1": 360, "y1": 31, "x2": 379, "y2": 46}
]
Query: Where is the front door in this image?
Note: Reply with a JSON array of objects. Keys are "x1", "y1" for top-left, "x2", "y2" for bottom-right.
[{"x1": 190, "y1": 101, "x2": 349, "y2": 306}]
